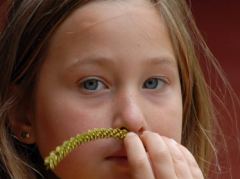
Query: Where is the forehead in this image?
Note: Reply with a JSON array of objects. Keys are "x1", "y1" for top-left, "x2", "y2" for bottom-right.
[
  {"x1": 50, "y1": 0, "x2": 170, "y2": 43},
  {"x1": 61, "y1": 0, "x2": 160, "y2": 31},
  {"x1": 45, "y1": 0, "x2": 176, "y2": 67}
]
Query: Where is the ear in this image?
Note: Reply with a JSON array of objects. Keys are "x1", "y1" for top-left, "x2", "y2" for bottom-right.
[
  {"x1": 10, "y1": 115, "x2": 36, "y2": 144},
  {"x1": 8, "y1": 85, "x2": 36, "y2": 144}
]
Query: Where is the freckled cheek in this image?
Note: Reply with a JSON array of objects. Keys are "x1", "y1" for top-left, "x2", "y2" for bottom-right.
[
  {"x1": 152, "y1": 115, "x2": 182, "y2": 143},
  {"x1": 32, "y1": 98, "x2": 104, "y2": 157},
  {"x1": 149, "y1": 102, "x2": 182, "y2": 142},
  {"x1": 167, "y1": 104, "x2": 183, "y2": 142}
]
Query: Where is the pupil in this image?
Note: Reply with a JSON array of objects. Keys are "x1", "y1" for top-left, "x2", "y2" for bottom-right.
[
  {"x1": 144, "y1": 79, "x2": 158, "y2": 89},
  {"x1": 84, "y1": 80, "x2": 98, "y2": 90}
]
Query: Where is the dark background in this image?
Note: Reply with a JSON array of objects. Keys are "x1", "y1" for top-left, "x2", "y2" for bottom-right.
[
  {"x1": 1, "y1": 1, "x2": 239, "y2": 178},
  {"x1": 191, "y1": 1, "x2": 240, "y2": 178}
]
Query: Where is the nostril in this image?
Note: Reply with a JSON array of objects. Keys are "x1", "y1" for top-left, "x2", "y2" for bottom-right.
[
  {"x1": 138, "y1": 127, "x2": 144, "y2": 135},
  {"x1": 120, "y1": 127, "x2": 128, "y2": 131},
  {"x1": 119, "y1": 126, "x2": 145, "y2": 135}
]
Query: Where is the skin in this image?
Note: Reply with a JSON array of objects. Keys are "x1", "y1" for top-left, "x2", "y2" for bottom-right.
[{"x1": 16, "y1": 0, "x2": 204, "y2": 178}]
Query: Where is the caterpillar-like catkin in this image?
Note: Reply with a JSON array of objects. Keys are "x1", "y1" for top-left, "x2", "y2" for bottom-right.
[{"x1": 44, "y1": 128, "x2": 128, "y2": 170}]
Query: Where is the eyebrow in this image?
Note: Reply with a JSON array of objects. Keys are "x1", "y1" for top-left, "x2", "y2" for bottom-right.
[
  {"x1": 69, "y1": 56, "x2": 115, "y2": 68},
  {"x1": 147, "y1": 57, "x2": 177, "y2": 66},
  {"x1": 67, "y1": 55, "x2": 177, "y2": 70}
]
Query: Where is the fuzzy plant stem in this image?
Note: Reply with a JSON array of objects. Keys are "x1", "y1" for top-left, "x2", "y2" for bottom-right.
[{"x1": 44, "y1": 128, "x2": 128, "y2": 170}]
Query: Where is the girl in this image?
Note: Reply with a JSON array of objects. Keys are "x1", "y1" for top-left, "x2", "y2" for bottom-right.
[{"x1": 0, "y1": 0, "x2": 233, "y2": 178}]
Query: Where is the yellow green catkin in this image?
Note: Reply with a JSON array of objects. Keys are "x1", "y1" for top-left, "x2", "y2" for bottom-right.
[{"x1": 44, "y1": 128, "x2": 128, "y2": 170}]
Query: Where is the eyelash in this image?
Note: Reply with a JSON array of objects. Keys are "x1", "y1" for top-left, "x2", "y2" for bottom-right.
[{"x1": 78, "y1": 76, "x2": 168, "y2": 93}]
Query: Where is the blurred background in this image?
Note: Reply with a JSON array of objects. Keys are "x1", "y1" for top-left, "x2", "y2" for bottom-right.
[
  {"x1": 191, "y1": 1, "x2": 240, "y2": 178},
  {"x1": 1, "y1": 0, "x2": 239, "y2": 178}
]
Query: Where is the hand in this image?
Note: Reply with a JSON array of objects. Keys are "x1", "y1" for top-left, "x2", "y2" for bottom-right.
[{"x1": 124, "y1": 131, "x2": 204, "y2": 179}]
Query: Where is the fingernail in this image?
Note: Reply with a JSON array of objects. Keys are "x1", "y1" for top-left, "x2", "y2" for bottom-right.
[
  {"x1": 170, "y1": 139, "x2": 178, "y2": 145},
  {"x1": 127, "y1": 132, "x2": 137, "y2": 138}
]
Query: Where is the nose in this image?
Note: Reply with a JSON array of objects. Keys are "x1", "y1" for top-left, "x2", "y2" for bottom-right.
[{"x1": 112, "y1": 89, "x2": 147, "y2": 134}]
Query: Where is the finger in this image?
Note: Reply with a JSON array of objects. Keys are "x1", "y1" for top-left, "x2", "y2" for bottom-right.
[
  {"x1": 163, "y1": 138, "x2": 193, "y2": 178},
  {"x1": 178, "y1": 144, "x2": 204, "y2": 179},
  {"x1": 141, "y1": 131, "x2": 177, "y2": 179},
  {"x1": 124, "y1": 132, "x2": 155, "y2": 179}
]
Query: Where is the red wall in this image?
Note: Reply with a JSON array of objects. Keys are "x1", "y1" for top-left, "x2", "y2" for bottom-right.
[{"x1": 191, "y1": 1, "x2": 240, "y2": 178}]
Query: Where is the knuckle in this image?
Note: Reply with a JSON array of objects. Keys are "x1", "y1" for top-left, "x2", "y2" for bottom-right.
[{"x1": 150, "y1": 146, "x2": 170, "y2": 162}]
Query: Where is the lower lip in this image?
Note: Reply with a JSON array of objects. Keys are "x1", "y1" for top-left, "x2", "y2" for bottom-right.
[{"x1": 106, "y1": 157, "x2": 129, "y2": 164}]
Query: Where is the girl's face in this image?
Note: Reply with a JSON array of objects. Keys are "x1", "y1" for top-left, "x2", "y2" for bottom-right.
[{"x1": 31, "y1": 0, "x2": 182, "y2": 178}]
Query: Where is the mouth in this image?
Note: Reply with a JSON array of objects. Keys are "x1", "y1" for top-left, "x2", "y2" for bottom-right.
[
  {"x1": 106, "y1": 156, "x2": 128, "y2": 162},
  {"x1": 105, "y1": 156, "x2": 129, "y2": 173},
  {"x1": 105, "y1": 148, "x2": 128, "y2": 163}
]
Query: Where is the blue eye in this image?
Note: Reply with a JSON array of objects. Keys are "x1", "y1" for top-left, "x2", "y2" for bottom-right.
[
  {"x1": 143, "y1": 78, "x2": 166, "y2": 89},
  {"x1": 81, "y1": 78, "x2": 106, "y2": 91}
]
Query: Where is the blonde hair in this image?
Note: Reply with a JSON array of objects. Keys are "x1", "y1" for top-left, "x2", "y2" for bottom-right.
[
  {"x1": 0, "y1": 0, "x2": 235, "y2": 178},
  {"x1": 154, "y1": 0, "x2": 215, "y2": 173}
]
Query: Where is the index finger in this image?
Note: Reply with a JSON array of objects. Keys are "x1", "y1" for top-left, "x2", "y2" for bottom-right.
[{"x1": 124, "y1": 132, "x2": 155, "y2": 179}]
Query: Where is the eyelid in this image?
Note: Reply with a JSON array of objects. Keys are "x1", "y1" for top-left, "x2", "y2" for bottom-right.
[
  {"x1": 147, "y1": 76, "x2": 169, "y2": 83},
  {"x1": 78, "y1": 76, "x2": 109, "y2": 92},
  {"x1": 78, "y1": 76, "x2": 103, "y2": 83}
]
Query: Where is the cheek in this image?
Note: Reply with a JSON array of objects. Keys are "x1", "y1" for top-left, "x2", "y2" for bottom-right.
[
  {"x1": 149, "y1": 94, "x2": 182, "y2": 143},
  {"x1": 31, "y1": 89, "x2": 114, "y2": 178},
  {"x1": 32, "y1": 92, "x2": 105, "y2": 158},
  {"x1": 53, "y1": 140, "x2": 104, "y2": 178}
]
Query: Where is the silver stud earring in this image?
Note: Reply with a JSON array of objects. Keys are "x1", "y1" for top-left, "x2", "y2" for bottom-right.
[{"x1": 20, "y1": 131, "x2": 30, "y2": 139}]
